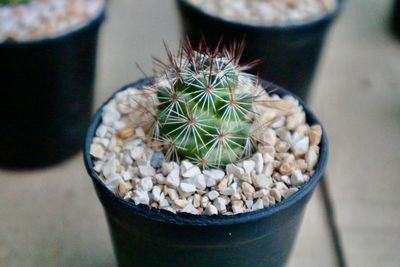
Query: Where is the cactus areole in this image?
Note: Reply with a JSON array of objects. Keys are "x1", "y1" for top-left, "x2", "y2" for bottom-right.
[
  {"x1": 0, "y1": 0, "x2": 30, "y2": 4},
  {"x1": 151, "y1": 42, "x2": 264, "y2": 168}
]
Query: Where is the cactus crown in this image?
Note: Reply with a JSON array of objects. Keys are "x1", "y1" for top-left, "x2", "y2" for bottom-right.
[
  {"x1": 0, "y1": 0, "x2": 30, "y2": 4},
  {"x1": 151, "y1": 41, "x2": 261, "y2": 168}
]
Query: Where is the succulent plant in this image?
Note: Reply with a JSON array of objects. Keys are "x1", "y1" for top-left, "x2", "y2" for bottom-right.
[
  {"x1": 151, "y1": 41, "x2": 263, "y2": 168},
  {"x1": 0, "y1": 0, "x2": 29, "y2": 4}
]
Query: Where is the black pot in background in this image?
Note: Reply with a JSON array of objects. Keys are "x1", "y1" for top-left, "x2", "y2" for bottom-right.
[
  {"x1": 0, "y1": 7, "x2": 106, "y2": 168},
  {"x1": 84, "y1": 78, "x2": 329, "y2": 267},
  {"x1": 176, "y1": 0, "x2": 344, "y2": 101},
  {"x1": 392, "y1": 0, "x2": 400, "y2": 37}
]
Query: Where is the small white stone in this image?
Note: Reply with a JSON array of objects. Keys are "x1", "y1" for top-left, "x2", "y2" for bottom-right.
[
  {"x1": 105, "y1": 175, "x2": 124, "y2": 192},
  {"x1": 96, "y1": 125, "x2": 108, "y2": 138},
  {"x1": 132, "y1": 190, "x2": 150, "y2": 205},
  {"x1": 121, "y1": 171, "x2": 133, "y2": 181},
  {"x1": 180, "y1": 160, "x2": 194, "y2": 174},
  {"x1": 253, "y1": 153, "x2": 264, "y2": 174},
  {"x1": 159, "y1": 198, "x2": 170, "y2": 208},
  {"x1": 270, "y1": 188, "x2": 282, "y2": 202},
  {"x1": 138, "y1": 177, "x2": 153, "y2": 192},
  {"x1": 220, "y1": 183, "x2": 237, "y2": 196},
  {"x1": 193, "y1": 194, "x2": 201, "y2": 208},
  {"x1": 286, "y1": 112, "x2": 305, "y2": 130},
  {"x1": 182, "y1": 165, "x2": 202, "y2": 178},
  {"x1": 262, "y1": 128, "x2": 277, "y2": 146},
  {"x1": 276, "y1": 128, "x2": 292, "y2": 143},
  {"x1": 166, "y1": 169, "x2": 180, "y2": 188},
  {"x1": 138, "y1": 165, "x2": 155, "y2": 178},
  {"x1": 161, "y1": 162, "x2": 173, "y2": 176},
  {"x1": 232, "y1": 205, "x2": 244, "y2": 214},
  {"x1": 213, "y1": 197, "x2": 227, "y2": 212},
  {"x1": 207, "y1": 190, "x2": 220, "y2": 201},
  {"x1": 167, "y1": 188, "x2": 179, "y2": 201},
  {"x1": 191, "y1": 174, "x2": 207, "y2": 190},
  {"x1": 253, "y1": 174, "x2": 273, "y2": 189},
  {"x1": 102, "y1": 159, "x2": 118, "y2": 180},
  {"x1": 281, "y1": 175, "x2": 291, "y2": 185},
  {"x1": 226, "y1": 164, "x2": 244, "y2": 177},
  {"x1": 292, "y1": 136, "x2": 309, "y2": 156},
  {"x1": 306, "y1": 146, "x2": 319, "y2": 171},
  {"x1": 151, "y1": 186, "x2": 163, "y2": 202},
  {"x1": 181, "y1": 204, "x2": 200, "y2": 215},
  {"x1": 252, "y1": 199, "x2": 264, "y2": 211},
  {"x1": 90, "y1": 143, "x2": 105, "y2": 159},
  {"x1": 130, "y1": 146, "x2": 144, "y2": 161},
  {"x1": 239, "y1": 173, "x2": 253, "y2": 184},
  {"x1": 135, "y1": 127, "x2": 146, "y2": 139},
  {"x1": 180, "y1": 183, "x2": 197, "y2": 194},
  {"x1": 242, "y1": 160, "x2": 255, "y2": 174},
  {"x1": 205, "y1": 204, "x2": 218, "y2": 215},
  {"x1": 245, "y1": 199, "x2": 254, "y2": 209},
  {"x1": 161, "y1": 206, "x2": 176, "y2": 214},
  {"x1": 154, "y1": 173, "x2": 166, "y2": 184},
  {"x1": 242, "y1": 182, "x2": 255, "y2": 197},
  {"x1": 291, "y1": 169, "x2": 305, "y2": 186},
  {"x1": 174, "y1": 199, "x2": 189, "y2": 209}
]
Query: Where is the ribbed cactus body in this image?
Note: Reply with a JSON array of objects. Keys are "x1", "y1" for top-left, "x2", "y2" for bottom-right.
[{"x1": 154, "y1": 50, "x2": 255, "y2": 167}]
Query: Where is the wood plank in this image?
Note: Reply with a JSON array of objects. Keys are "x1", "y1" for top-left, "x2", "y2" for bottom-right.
[{"x1": 311, "y1": 0, "x2": 400, "y2": 266}]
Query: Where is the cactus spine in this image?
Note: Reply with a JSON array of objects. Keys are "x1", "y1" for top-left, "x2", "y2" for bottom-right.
[{"x1": 152, "y1": 42, "x2": 259, "y2": 168}]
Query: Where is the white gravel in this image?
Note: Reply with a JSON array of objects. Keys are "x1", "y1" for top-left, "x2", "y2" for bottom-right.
[
  {"x1": 0, "y1": 0, "x2": 104, "y2": 42},
  {"x1": 90, "y1": 81, "x2": 323, "y2": 216},
  {"x1": 186, "y1": 0, "x2": 337, "y2": 25}
]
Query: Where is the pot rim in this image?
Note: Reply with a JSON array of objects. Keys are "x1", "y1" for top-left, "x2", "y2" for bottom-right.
[
  {"x1": 0, "y1": 0, "x2": 108, "y2": 47},
  {"x1": 84, "y1": 78, "x2": 329, "y2": 226},
  {"x1": 177, "y1": 0, "x2": 345, "y2": 30}
]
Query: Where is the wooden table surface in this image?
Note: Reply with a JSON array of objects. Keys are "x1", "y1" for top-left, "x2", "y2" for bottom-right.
[{"x1": 0, "y1": 0, "x2": 399, "y2": 266}]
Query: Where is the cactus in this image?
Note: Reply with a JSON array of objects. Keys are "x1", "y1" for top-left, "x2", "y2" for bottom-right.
[
  {"x1": 0, "y1": 0, "x2": 30, "y2": 4},
  {"x1": 151, "y1": 42, "x2": 261, "y2": 168}
]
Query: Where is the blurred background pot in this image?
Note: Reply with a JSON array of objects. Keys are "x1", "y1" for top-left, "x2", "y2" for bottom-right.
[
  {"x1": 0, "y1": 6, "x2": 106, "y2": 169},
  {"x1": 84, "y1": 78, "x2": 329, "y2": 267},
  {"x1": 392, "y1": 0, "x2": 400, "y2": 37},
  {"x1": 176, "y1": 0, "x2": 344, "y2": 101}
]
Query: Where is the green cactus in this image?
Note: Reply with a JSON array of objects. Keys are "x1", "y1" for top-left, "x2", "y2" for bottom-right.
[
  {"x1": 0, "y1": 0, "x2": 30, "y2": 4},
  {"x1": 152, "y1": 42, "x2": 259, "y2": 168}
]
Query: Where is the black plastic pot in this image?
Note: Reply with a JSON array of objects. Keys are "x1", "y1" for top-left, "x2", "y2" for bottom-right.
[
  {"x1": 0, "y1": 6, "x2": 106, "y2": 169},
  {"x1": 392, "y1": 0, "x2": 400, "y2": 37},
  {"x1": 84, "y1": 78, "x2": 329, "y2": 267},
  {"x1": 176, "y1": 0, "x2": 344, "y2": 101}
]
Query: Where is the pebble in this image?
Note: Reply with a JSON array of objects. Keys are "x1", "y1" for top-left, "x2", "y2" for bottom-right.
[
  {"x1": 242, "y1": 160, "x2": 255, "y2": 174},
  {"x1": 132, "y1": 190, "x2": 150, "y2": 205},
  {"x1": 150, "y1": 152, "x2": 165, "y2": 168},
  {"x1": 181, "y1": 204, "x2": 200, "y2": 215},
  {"x1": 204, "y1": 169, "x2": 225, "y2": 186},
  {"x1": 207, "y1": 190, "x2": 220, "y2": 201},
  {"x1": 117, "y1": 181, "x2": 133, "y2": 197},
  {"x1": 138, "y1": 165, "x2": 156, "y2": 178},
  {"x1": 138, "y1": 177, "x2": 153, "y2": 192},
  {"x1": 253, "y1": 174, "x2": 273, "y2": 189},
  {"x1": 291, "y1": 169, "x2": 305, "y2": 186},
  {"x1": 253, "y1": 153, "x2": 264, "y2": 174},
  {"x1": 213, "y1": 197, "x2": 227, "y2": 212},
  {"x1": 309, "y1": 125, "x2": 322, "y2": 146},
  {"x1": 151, "y1": 186, "x2": 163, "y2": 202},
  {"x1": 292, "y1": 136, "x2": 310, "y2": 156},
  {"x1": 180, "y1": 183, "x2": 197, "y2": 194},
  {"x1": 205, "y1": 204, "x2": 218, "y2": 215},
  {"x1": 166, "y1": 169, "x2": 180, "y2": 188},
  {"x1": 90, "y1": 143, "x2": 105, "y2": 159},
  {"x1": 242, "y1": 182, "x2": 255, "y2": 198},
  {"x1": 190, "y1": 174, "x2": 207, "y2": 190},
  {"x1": 226, "y1": 164, "x2": 244, "y2": 177},
  {"x1": 182, "y1": 165, "x2": 202, "y2": 178},
  {"x1": 220, "y1": 183, "x2": 237, "y2": 196},
  {"x1": 252, "y1": 199, "x2": 264, "y2": 211}
]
